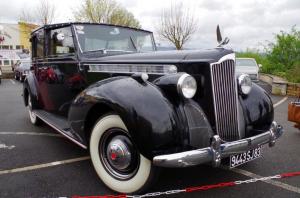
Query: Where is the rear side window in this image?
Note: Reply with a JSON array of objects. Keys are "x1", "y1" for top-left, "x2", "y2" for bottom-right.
[
  {"x1": 49, "y1": 27, "x2": 75, "y2": 56},
  {"x1": 32, "y1": 30, "x2": 44, "y2": 59}
]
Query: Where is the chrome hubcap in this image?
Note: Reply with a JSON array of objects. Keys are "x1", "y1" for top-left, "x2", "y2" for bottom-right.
[
  {"x1": 107, "y1": 137, "x2": 132, "y2": 170},
  {"x1": 99, "y1": 129, "x2": 139, "y2": 180}
]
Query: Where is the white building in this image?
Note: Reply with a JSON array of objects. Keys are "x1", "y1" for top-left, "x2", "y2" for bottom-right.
[{"x1": 0, "y1": 22, "x2": 37, "y2": 73}]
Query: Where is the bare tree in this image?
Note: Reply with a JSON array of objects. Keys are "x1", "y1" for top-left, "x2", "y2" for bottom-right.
[
  {"x1": 35, "y1": 0, "x2": 56, "y2": 25},
  {"x1": 157, "y1": 3, "x2": 197, "y2": 50},
  {"x1": 73, "y1": 0, "x2": 141, "y2": 28},
  {"x1": 20, "y1": 0, "x2": 56, "y2": 25}
]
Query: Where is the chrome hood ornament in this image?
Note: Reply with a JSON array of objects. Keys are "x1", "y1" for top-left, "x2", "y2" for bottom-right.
[{"x1": 216, "y1": 25, "x2": 230, "y2": 47}]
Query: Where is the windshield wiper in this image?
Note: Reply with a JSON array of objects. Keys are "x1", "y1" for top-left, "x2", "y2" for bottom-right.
[
  {"x1": 83, "y1": 48, "x2": 107, "y2": 54},
  {"x1": 130, "y1": 36, "x2": 138, "y2": 51},
  {"x1": 83, "y1": 49, "x2": 135, "y2": 53}
]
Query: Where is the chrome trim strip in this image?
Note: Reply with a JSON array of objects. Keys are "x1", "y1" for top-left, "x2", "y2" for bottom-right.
[
  {"x1": 32, "y1": 61, "x2": 78, "y2": 64},
  {"x1": 153, "y1": 121, "x2": 283, "y2": 168},
  {"x1": 33, "y1": 112, "x2": 87, "y2": 149},
  {"x1": 87, "y1": 64, "x2": 178, "y2": 75},
  {"x1": 215, "y1": 53, "x2": 235, "y2": 64}
]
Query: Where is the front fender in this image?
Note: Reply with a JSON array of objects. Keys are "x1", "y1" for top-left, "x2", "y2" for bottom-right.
[
  {"x1": 23, "y1": 71, "x2": 39, "y2": 108},
  {"x1": 240, "y1": 83, "x2": 274, "y2": 135},
  {"x1": 69, "y1": 77, "x2": 184, "y2": 159}
]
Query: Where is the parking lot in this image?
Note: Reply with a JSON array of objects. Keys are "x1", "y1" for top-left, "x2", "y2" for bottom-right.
[{"x1": 0, "y1": 79, "x2": 300, "y2": 198}]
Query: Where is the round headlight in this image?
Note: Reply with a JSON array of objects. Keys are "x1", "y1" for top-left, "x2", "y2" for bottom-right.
[
  {"x1": 238, "y1": 74, "x2": 252, "y2": 95},
  {"x1": 177, "y1": 74, "x2": 197, "y2": 98}
]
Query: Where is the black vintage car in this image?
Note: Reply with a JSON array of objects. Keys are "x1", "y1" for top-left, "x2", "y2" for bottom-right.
[
  {"x1": 23, "y1": 23, "x2": 283, "y2": 193},
  {"x1": 0, "y1": 66, "x2": 2, "y2": 84}
]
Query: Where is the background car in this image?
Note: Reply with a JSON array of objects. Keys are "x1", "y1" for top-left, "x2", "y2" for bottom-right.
[
  {"x1": 236, "y1": 58, "x2": 261, "y2": 81},
  {"x1": 14, "y1": 60, "x2": 31, "y2": 82}
]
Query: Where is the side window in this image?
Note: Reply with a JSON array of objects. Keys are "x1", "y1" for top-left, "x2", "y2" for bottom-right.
[
  {"x1": 36, "y1": 30, "x2": 44, "y2": 58},
  {"x1": 49, "y1": 27, "x2": 75, "y2": 56},
  {"x1": 32, "y1": 30, "x2": 44, "y2": 59}
]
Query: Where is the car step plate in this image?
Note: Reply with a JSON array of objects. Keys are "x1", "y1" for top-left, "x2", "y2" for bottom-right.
[{"x1": 230, "y1": 145, "x2": 263, "y2": 168}]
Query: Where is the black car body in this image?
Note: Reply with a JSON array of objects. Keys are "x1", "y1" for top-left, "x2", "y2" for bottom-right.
[
  {"x1": 0, "y1": 66, "x2": 2, "y2": 84},
  {"x1": 23, "y1": 23, "x2": 283, "y2": 193}
]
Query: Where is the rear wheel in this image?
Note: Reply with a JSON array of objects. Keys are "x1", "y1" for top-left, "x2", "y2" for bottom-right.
[
  {"x1": 27, "y1": 94, "x2": 41, "y2": 125},
  {"x1": 90, "y1": 114, "x2": 157, "y2": 194}
]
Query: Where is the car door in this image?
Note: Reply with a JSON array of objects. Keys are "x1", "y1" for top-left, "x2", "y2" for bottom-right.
[{"x1": 38, "y1": 26, "x2": 86, "y2": 117}]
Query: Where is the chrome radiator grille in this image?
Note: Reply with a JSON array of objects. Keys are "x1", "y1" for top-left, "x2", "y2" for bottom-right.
[{"x1": 210, "y1": 59, "x2": 240, "y2": 141}]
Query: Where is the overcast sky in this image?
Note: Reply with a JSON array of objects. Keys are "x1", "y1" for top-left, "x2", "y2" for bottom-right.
[{"x1": 0, "y1": 0, "x2": 299, "y2": 51}]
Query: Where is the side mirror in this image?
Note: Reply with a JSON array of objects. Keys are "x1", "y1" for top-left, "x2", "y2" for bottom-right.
[
  {"x1": 56, "y1": 33, "x2": 65, "y2": 42},
  {"x1": 258, "y1": 64, "x2": 262, "y2": 68}
]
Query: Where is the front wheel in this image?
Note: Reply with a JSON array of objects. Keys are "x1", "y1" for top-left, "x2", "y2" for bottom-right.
[
  {"x1": 27, "y1": 94, "x2": 41, "y2": 125},
  {"x1": 15, "y1": 73, "x2": 19, "y2": 81},
  {"x1": 90, "y1": 114, "x2": 157, "y2": 194}
]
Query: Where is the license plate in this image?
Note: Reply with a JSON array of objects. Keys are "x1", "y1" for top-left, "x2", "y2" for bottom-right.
[{"x1": 230, "y1": 146, "x2": 263, "y2": 168}]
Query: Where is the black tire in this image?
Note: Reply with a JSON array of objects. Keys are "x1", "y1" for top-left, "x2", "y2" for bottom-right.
[
  {"x1": 15, "y1": 73, "x2": 19, "y2": 81},
  {"x1": 89, "y1": 114, "x2": 158, "y2": 194}
]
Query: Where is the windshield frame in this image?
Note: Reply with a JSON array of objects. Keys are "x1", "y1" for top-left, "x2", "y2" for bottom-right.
[{"x1": 72, "y1": 24, "x2": 157, "y2": 54}]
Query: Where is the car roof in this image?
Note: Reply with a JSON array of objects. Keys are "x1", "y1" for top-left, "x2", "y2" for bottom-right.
[{"x1": 31, "y1": 22, "x2": 152, "y2": 35}]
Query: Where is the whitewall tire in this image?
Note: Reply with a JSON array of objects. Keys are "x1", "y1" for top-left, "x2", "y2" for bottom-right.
[
  {"x1": 90, "y1": 114, "x2": 156, "y2": 194},
  {"x1": 27, "y1": 95, "x2": 40, "y2": 125}
]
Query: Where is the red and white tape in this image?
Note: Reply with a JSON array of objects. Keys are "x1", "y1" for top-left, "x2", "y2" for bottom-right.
[{"x1": 72, "y1": 171, "x2": 300, "y2": 198}]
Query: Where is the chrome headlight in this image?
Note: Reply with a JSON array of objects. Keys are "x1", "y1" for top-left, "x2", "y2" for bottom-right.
[
  {"x1": 177, "y1": 74, "x2": 197, "y2": 98},
  {"x1": 238, "y1": 74, "x2": 252, "y2": 95}
]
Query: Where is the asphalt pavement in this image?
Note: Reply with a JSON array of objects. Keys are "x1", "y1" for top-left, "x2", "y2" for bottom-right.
[{"x1": 0, "y1": 79, "x2": 300, "y2": 198}]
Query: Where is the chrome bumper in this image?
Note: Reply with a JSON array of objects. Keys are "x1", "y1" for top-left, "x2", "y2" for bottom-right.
[{"x1": 153, "y1": 121, "x2": 283, "y2": 168}]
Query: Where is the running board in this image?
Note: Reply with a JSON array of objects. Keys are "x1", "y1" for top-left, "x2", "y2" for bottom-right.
[{"x1": 33, "y1": 110, "x2": 87, "y2": 149}]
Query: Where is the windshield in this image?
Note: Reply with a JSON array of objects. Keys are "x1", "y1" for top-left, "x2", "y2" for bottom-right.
[
  {"x1": 74, "y1": 24, "x2": 155, "y2": 53},
  {"x1": 236, "y1": 59, "x2": 257, "y2": 67}
]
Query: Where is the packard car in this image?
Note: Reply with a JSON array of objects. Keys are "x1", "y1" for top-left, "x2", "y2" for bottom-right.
[{"x1": 23, "y1": 23, "x2": 283, "y2": 193}]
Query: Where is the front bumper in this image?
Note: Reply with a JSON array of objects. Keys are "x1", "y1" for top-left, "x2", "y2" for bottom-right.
[{"x1": 153, "y1": 121, "x2": 283, "y2": 168}]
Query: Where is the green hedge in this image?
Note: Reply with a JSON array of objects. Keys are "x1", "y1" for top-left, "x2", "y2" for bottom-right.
[{"x1": 237, "y1": 27, "x2": 300, "y2": 83}]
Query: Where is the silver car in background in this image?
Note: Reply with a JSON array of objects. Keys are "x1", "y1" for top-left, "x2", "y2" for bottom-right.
[
  {"x1": 236, "y1": 58, "x2": 260, "y2": 81},
  {"x1": 14, "y1": 59, "x2": 31, "y2": 82}
]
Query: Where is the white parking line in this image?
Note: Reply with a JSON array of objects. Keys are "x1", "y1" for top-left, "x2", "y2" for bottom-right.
[
  {"x1": 10, "y1": 79, "x2": 16, "y2": 85},
  {"x1": 273, "y1": 96, "x2": 288, "y2": 108},
  {"x1": 0, "y1": 132, "x2": 63, "y2": 137},
  {"x1": 0, "y1": 143, "x2": 15, "y2": 150},
  {"x1": 0, "y1": 156, "x2": 90, "y2": 176},
  {"x1": 223, "y1": 167, "x2": 300, "y2": 194}
]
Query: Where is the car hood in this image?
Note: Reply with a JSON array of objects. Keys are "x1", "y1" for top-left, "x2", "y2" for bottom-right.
[
  {"x1": 81, "y1": 48, "x2": 233, "y2": 64},
  {"x1": 236, "y1": 66, "x2": 258, "y2": 75}
]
